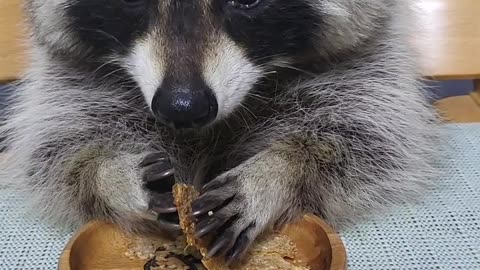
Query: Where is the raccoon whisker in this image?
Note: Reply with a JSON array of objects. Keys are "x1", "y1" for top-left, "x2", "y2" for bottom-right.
[
  {"x1": 273, "y1": 73, "x2": 280, "y2": 103},
  {"x1": 98, "y1": 67, "x2": 128, "y2": 81},
  {"x1": 250, "y1": 53, "x2": 288, "y2": 64},
  {"x1": 247, "y1": 94, "x2": 269, "y2": 102},
  {"x1": 246, "y1": 92, "x2": 270, "y2": 103},
  {"x1": 221, "y1": 117, "x2": 234, "y2": 132},
  {"x1": 260, "y1": 70, "x2": 280, "y2": 76},
  {"x1": 238, "y1": 103, "x2": 257, "y2": 120},
  {"x1": 233, "y1": 108, "x2": 252, "y2": 133},
  {"x1": 270, "y1": 63, "x2": 316, "y2": 77},
  {"x1": 90, "y1": 58, "x2": 122, "y2": 78},
  {"x1": 78, "y1": 28, "x2": 129, "y2": 51}
]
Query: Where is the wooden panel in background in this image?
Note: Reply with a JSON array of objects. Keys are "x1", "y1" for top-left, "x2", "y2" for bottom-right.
[
  {"x1": 0, "y1": 0, "x2": 479, "y2": 81},
  {"x1": 414, "y1": 0, "x2": 480, "y2": 79},
  {"x1": 0, "y1": 1, "x2": 26, "y2": 82}
]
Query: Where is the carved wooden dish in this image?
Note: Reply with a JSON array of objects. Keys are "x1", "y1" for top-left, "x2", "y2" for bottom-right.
[{"x1": 58, "y1": 214, "x2": 347, "y2": 270}]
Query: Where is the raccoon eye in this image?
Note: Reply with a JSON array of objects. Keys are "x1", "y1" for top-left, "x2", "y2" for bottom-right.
[{"x1": 227, "y1": 0, "x2": 261, "y2": 9}]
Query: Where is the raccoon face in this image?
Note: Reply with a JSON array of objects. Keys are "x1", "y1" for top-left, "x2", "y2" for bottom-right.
[
  {"x1": 119, "y1": 0, "x2": 324, "y2": 129},
  {"x1": 27, "y1": 0, "x2": 387, "y2": 129}
]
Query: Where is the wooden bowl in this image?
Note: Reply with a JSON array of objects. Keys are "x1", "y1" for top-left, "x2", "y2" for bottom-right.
[{"x1": 58, "y1": 214, "x2": 347, "y2": 270}]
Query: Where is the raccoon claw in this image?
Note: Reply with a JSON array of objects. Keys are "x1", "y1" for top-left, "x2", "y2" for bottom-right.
[
  {"x1": 202, "y1": 210, "x2": 257, "y2": 263},
  {"x1": 225, "y1": 224, "x2": 255, "y2": 265},
  {"x1": 201, "y1": 176, "x2": 229, "y2": 193},
  {"x1": 140, "y1": 152, "x2": 175, "y2": 185},
  {"x1": 149, "y1": 192, "x2": 180, "y2": 233},
  {"x1": 149, "y1": 192, "x2": 176, "y2": 214},
  {"x1": 192, "y1": 176, "x2": 236, "y2": 217},
  {"x1": 191, "y1": 194, "x2": 234, "y2": 217},
  {"x1": 142, "y1": 163, "x2": 174, "y2": 183},
  {"x1": 194, "y1": 212, "x2": 232, "y2": 238},
  {"x1": 208, "y1": 230, "x2": 234, "y2": 258},
  {"x1": 139, "y1": 152, "x2": 169, "y2": 167},
  {"x1": 156, "y1": 216, "x2": 181, "y2": 233}
]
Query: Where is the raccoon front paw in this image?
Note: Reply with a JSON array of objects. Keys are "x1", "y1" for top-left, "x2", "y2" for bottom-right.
[
  {"x1": 139, "y1": 152, "x2": 180, "y2": 233},
  {"x1": 191, "y1": 175, "x2": 263, "y2": 264}
]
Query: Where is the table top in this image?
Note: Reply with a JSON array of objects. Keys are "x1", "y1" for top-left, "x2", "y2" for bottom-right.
[{"x1": 0, "y1": 0, "x2": 479, "y2": 81}]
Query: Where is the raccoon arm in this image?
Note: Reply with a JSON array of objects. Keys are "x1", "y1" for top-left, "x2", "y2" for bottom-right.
[
  {"x1": 26, "y1": 142, "x2": 163, "y2": 232},
  {"x1": 227, "y1": 125, "x2": 431, "y2": 229},
  {"x1": 65, "y1": 145, "x2": 149, "y2": 220}
]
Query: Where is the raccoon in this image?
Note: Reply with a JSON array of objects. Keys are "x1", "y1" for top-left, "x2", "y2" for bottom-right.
[{"x1": 1, "y1": 0, "x2": 438, "y2": 263}]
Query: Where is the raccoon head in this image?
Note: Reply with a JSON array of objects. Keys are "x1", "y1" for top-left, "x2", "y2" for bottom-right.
[{"x1": 26, "y1": 0, "x2": 389, "y2": 129}]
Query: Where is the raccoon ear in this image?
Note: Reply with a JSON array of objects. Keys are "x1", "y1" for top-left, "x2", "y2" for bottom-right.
[{"x1": 227, "y1": 0, "x2": 261, "y2": 10}]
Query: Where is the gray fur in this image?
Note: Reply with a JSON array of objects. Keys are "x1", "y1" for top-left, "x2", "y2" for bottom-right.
[{"x1": 2, "y1": 0, "x2": 438, "y2": 245}]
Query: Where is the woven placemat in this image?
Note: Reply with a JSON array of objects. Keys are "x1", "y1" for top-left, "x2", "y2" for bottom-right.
[{"x1": 342, "y1": 123, "x2": 480, "y2": 269}]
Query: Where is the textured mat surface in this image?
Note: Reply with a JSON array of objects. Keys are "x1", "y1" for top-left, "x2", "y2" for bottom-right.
[
  {"x1": 0, "y1": 123, "x2": 479, "y2": 269},
  {"x1": 342, "y1": 123, "x2": 480, "y2": 269},
  {"x1": 0, "y1": 191, "x2": 72, "y2": 269}
]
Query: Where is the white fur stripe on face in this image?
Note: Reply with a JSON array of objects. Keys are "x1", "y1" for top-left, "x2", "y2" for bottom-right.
[
  {"x1": 318, "y1": 2, "x2": 351, "y2": 16},
  {"x1": 125, "y1": 38, "x2": 165, "y2": 107},
  {"x1": 202, "y1": 35, "x2": 263, "y2": 119}
]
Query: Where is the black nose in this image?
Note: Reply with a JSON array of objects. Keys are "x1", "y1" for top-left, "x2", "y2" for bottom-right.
[{"x1": 151, "y1": 84, "x2": 218, "y2": 129}]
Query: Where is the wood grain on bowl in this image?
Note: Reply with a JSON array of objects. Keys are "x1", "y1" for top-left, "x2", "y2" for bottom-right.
[
  {"x1": 281, "y1": 215, "x2": 347, "y2": 270},
  {"x1": 58, "y1": 214, "x2": 347, "y2": 270}
]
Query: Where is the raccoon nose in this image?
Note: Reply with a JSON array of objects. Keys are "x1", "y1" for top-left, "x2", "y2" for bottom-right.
[{"x1": 151, "y1": 86, "x2": 218, "y2": 129}]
